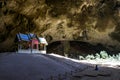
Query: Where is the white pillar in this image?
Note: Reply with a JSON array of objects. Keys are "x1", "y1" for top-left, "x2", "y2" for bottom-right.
[
  {"x1": 44, "y1": 44, "x2": 46, "y2": 54},
  {"x1": 31, "y1": 41, "x2": 33, "y2": 53},
  {"x1": 18, "y1": 44, "x2": 19, "y2": 53}
]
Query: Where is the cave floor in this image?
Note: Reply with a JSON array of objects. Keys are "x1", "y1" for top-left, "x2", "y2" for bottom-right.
[{"x1": 70, "y1": 65, "x2": 120, "y2": 80}]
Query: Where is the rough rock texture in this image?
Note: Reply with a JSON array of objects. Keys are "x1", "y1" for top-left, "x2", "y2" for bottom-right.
[{"x1": 0, "y1": 0, "x2": 120, "y2": 52}]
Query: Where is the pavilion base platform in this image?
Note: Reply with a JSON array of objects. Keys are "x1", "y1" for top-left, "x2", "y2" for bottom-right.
[{"x1": 17, "y1": 49, "x2": 46, "y2": 54}]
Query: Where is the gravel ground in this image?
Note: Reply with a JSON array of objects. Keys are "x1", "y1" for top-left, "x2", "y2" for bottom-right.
[{"x1": 0, "y1": 53, "x2": 119, "y2": 80}]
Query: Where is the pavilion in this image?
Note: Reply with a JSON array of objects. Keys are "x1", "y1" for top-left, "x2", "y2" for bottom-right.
[{"x1": 15, "y1": 33, "x2": 48, "y2": 54}]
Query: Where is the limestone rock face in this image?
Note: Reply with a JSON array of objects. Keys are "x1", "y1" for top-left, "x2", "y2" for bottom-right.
[{"x1": 0, "y1": 0, "x2": 120, "y2": 52}]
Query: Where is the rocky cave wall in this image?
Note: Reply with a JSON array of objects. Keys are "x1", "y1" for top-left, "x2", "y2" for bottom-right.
[{"x1": 0, "y1": 0, "x2": 120, "y2": 52}]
